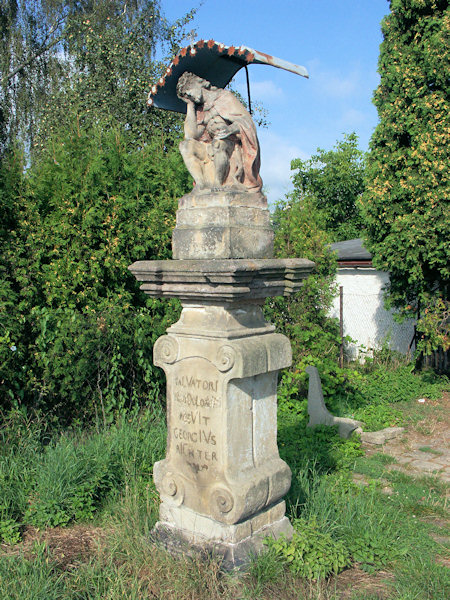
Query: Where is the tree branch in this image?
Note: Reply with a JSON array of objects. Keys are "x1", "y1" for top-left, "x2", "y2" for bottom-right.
[{"x1": 1, "y1": 16, "x2": 65, "y2": 86}]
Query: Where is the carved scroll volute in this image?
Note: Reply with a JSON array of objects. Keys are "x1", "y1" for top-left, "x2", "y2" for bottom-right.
[
  {"x1": 160, "y1": 472, "x2": 184, "y2": 507},
  {"x1": 215, "y1": 344, "x2": 236, "y2": 372},
  {"x1": 154, "y1": 336, "x2": 179, "y2": 366},
  {"x1": 209, "y1": 485, "x2": 234, "y2": 521}
]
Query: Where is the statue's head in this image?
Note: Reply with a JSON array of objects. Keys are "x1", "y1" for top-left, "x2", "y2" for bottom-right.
[{"x1": 177, "y1": 72, "x2": 214, "y2": 104}]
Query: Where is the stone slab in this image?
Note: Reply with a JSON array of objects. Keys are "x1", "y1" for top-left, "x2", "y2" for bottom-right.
[
  {"x1": 129, "y1": 258, "x2": 315, "y2": 302},
  {"x1": 178, "y1": 188, "x2": 268, "y2": 210},
  {"x1": 172, "y1": 189, "x2": 274, "y2": 259},
  {"x1": 431, "y1": 454, "x2": 450, "y2": 466},
  {"x1": 395, "y1": 455, "x2": 414, "y2": 465},
  {"x1": 409, "y1": 460, "x2": 442, "y2": 472},
  {"x1": 406, "y1": 451, "x2": 441, "y2": 461},
  {"x1": 360, "y1": 427, "x2": 405, "y2": 445},
  {"x1": 152, "y1": 502, "x2": 293, "y2": 571},
  {"x1": 172, "y1": 224, "x2": 274, "y2": 260}
]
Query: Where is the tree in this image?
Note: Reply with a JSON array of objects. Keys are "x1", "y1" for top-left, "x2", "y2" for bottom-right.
[
  {"x1": 290, "y1": 133, "x2": 365, "y2": 242},
  {"x1": 265, "y1": 172, "x2": 344, "y2": 408},
  {"x1": 362, "y1": 0, "x2": 449, "y2": 352},
  {"x1": 0, "y1": 2, "x2": 196, "y2": 421},
  {"x1": 0, "y1": 1, "x2": 194, "y2": 156},
  {"x1": 0, "y1": 0, "x2": 67, "y2": 153}
]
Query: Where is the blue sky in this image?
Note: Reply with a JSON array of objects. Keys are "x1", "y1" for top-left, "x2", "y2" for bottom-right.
[{"x1": 160, "y1": 0, "x2": 390, "y2": 205}]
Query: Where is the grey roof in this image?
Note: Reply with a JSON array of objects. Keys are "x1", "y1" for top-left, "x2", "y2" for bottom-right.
[{"x1": 330, "y1": 238, "x2": 372, "y2": 261}]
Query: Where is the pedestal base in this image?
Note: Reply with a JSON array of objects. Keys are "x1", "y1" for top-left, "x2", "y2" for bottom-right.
[{"x1": 152, "y1": 501, "x2": 293, "y2": 570}]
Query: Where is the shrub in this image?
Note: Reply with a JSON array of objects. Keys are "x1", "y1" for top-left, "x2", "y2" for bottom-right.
[
  {"x1": 266, "y1": 518, "x2": 351, "y2": 580},
  {"x1": 1, "y1": 122, "x2": 190, "y2": 422}
]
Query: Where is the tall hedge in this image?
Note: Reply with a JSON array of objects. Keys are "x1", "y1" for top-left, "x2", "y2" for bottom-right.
[
  {"x1": 362, "y1": 0, "x2": 449, "y2": 351},
  {"x1": 1, "y1": 123, "x2": 191, "y2": 422}
]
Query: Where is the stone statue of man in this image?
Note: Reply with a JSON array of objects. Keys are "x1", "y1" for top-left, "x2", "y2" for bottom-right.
[{"x1": 176, "y1": 72, "x2": 262, "y2": 193}]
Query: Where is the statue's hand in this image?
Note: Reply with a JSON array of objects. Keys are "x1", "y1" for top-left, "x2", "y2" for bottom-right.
[{"x1": 215, "y1": 125, "x2": 234, "y2": 140}]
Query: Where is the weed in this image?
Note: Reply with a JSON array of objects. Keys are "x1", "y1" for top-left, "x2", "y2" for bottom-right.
[
  {"x1": 353, "y1": 403, "x2": 403, "y2": 431},
  {"x1": 266, "y1": 519, "x2": 351, "y2": 580},
  {"x1": 419, "y1": 446, "x2": 443, "y2": 455}
]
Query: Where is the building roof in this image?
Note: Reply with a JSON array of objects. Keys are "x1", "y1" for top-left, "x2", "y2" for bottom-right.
[{"x1": 330, "y1": 238, "x2": 372, "y2": 266}]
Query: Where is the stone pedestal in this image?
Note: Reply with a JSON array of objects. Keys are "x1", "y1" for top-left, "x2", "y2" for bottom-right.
[
  {"x1": 172, "y1": 189, "x2": 273, "y2": 260},
  {"x1": 150, "y1": 301, "x2": 292, "y2": 568},
  {"x1": 129, "y1": 257, "x2": 314, "y2": 568}
]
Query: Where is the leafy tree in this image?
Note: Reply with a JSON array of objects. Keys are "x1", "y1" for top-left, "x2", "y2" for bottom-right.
[
  {"x1": 0, "y1": 1, "x2": 194, "y2": 155},
  {"x1": 0, "y1": 146, "x2": 28, "y2": 404},
  {"x1": 290, "y1": 133, "x2": 365, "y2": 242},
  {"x1": 35, "y1": 0, "x2": 195, "y2": 153},
  {"x1": 265, "y1": 180, "x2": 345, "y2": 408},
  {"x1": 1, "y1": 0, "x2": 64, "y2": 153},
  {"x1": 269, "y1": 193, "x2": 338, "y2": 362},
  {"x1": 362, "y1": 0, "x2": 449, "y2": 352}
]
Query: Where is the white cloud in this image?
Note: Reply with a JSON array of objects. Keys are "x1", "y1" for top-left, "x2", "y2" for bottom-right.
[
  {"x1": 236, "y1": 79, "x2": 284, "y2": 101},
  {"x1": 258, "y1": 130, "x2": 309, "y2": 208},
  {"x1": 307, "y1": 59, "x2": 361, "y2": 99}
]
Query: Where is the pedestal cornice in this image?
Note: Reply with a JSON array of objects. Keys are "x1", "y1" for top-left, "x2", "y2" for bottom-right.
[{"x1": 129, "y1": 257, "x2": 315, "y2": 302}]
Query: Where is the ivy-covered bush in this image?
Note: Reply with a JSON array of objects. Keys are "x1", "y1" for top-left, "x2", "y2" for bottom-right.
[
  {"x1": 362, "y1": 0, "x2": 450, "y2": 353},
  {"x1": 1, "y1": 121, "x2": 190, "y2": 422}
]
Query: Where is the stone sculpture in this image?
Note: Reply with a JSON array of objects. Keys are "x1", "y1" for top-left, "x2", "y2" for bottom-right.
[
  {"x1": 177, "y1": 72, "x2": 262, "y2": 192},
  {"x1": 305, "y1": 366, "x2": 363, "y2": 438},
  {"x1": 129, "y1": 39, "x2": 311, "y2": 569}
]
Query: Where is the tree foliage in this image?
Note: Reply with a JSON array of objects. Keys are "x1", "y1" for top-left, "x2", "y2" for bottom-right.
[
  {"x1": 1, "y1": 120, "x2": 191, "y2": 422},
  {"x1": 268, "y1": 192, "x2": 338, "y2": 362},
  {"x1": 265, "y1": 170, "x2": 344, "y2": 406},
  {"x1": 0, "y1": 2, "x2": 195, "y2": 422},
  {"x1": 290, "y1": 133, "x2": 365, "y2": 242},
  {"x1": 0, "y1": 1, "x2": 194, "y2": 155},
  {"x1": 362, "y1": 0, "x2": 449, "y2": 351}
]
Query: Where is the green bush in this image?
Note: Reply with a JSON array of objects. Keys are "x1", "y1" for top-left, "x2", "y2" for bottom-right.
[
  {"x1": 1, "y1": 121, "x2": 190, "y2": 422},
  {"x1": 28, "y1": 303, "x2": 179, "y2": 424},
  {"x1": 266, "y1": 518, "x2": 351, "y2": 580}
]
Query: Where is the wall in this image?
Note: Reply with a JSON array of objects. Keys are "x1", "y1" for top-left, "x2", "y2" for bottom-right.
[{"x1": 329, "y1": 267, "x2": 415, "y2": 359}]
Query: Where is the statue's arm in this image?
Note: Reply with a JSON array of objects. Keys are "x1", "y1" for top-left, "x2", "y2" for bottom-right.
[{"x1": 184, "y1": 100, "x2": 200, "y2": 139}]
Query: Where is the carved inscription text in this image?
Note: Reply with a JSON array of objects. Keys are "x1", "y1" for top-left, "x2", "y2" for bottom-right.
[{"x1": 170, "y1": 364, "x2": 222, "y2": 475}]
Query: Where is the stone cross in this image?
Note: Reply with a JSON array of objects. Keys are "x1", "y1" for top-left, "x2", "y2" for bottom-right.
[{"x1": 129, "y1": 65, "x2": 313, "y2": 569}]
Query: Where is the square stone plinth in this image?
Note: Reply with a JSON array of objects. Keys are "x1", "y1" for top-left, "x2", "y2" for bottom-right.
[
  {"x1": 172, "y1": 188, "x2": 273, "y2": 259},
  {"x1": 152, "y1": 501, "x2": 293, "y2": 570}
]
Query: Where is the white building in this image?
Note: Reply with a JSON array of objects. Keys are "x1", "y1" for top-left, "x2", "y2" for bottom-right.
[{"x1": 329, "y1": 239, "x2": 415, "y2": 359}]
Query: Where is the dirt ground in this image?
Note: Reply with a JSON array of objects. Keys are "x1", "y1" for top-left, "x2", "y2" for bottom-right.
[{"x1": 362, "y1": 392, "x2": 450, "y2": 482}]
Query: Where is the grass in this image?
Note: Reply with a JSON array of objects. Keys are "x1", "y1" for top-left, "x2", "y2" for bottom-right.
[
  {"x1": 0, "y1": 364, "x2": 449, "y2": 599},
  {"x1": 419, "y1": 446, "x2": 443, "y2": 455},
  {"x1": 2, "y1": 458, "x2": 447, "y2": 599}
]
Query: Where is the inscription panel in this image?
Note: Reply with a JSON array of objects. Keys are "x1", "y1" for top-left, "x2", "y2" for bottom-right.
[{"x1": 168, "y1": 358, "x2": 223, "y2": 478}]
